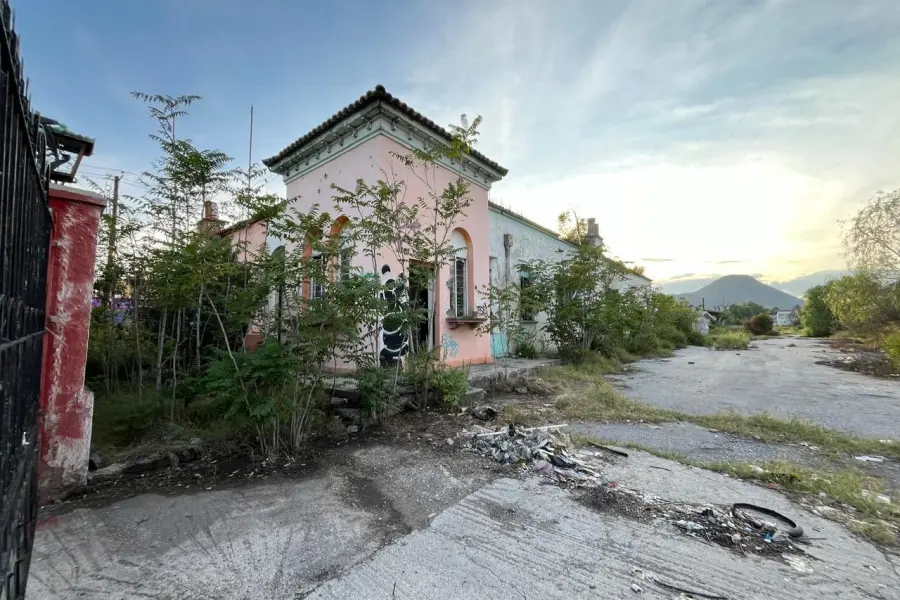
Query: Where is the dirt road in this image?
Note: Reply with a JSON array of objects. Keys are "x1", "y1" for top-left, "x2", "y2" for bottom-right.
[{"x1": 609, "y1": 336, "x2": 900, "y2": 439}]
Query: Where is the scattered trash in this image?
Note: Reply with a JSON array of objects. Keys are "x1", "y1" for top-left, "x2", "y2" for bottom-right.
[
  {"x1": 687, "y1": 361, "x2": 695, "y2": 365},
  {"x1": 445, "y1": 438, "x2": 454, "y2": 446},
  {"x1": 189, "y1": 437, "x2": 202, "y2": 446},
  {"x1": 731, "y1": 503, "x2": 803, "y2": 538},
  {"x1": 631, "y1": 566, "x2": 727, "y2": 600},
  {"x1": 466, "y1": 424, "x2": 607, "y2": 486},
  {"x1": 783, "y1": 555, "x2": 813, "y2": 574},
  {"x1": 587, "y1": 441, "x2": 629, "y2": 457},
  {"x1": 749, "y1": 465, "x2": 765, "y2": 474},
  {"x1": 855, "y1": 455, "x2": 885, "y2": 463},
  {"x1": 861, "y1": 490, "x2": 891, "y2": 504},
  {"x1": 346, "y1": 425, "x2": 359, "y2": 434},
  {"x1": 470, "y1": 406, "x2": 498, "y2": 421},
  {"x1": 646, "y1": 424, "x2": 662, "y2": 429},
  {"x1": 630, "y1": 583, "x2": 642, "y2": 593},
  {"x1": 674, "y1": 520, "x2": 705, "y2": 533},
  {"x1": 879, "y1": 439, "x2": 893, "y2": 444}
]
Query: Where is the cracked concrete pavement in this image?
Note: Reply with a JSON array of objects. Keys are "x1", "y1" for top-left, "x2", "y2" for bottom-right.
[
  {"x1": 30, "y1": 442, "x2": 900, "y2": 599},
  {"x1": 608, "y1": 336, "x2": 900, "y2": 439}
]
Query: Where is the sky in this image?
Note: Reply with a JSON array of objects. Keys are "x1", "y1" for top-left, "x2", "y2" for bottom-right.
[{"x1": 17, "y1": 0, "x2": 900, "y2": 294}]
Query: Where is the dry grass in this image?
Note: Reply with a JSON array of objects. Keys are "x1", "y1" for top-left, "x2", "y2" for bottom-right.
[{"x1": 709, "y1": 331, "x2": 751, "y2": 350}]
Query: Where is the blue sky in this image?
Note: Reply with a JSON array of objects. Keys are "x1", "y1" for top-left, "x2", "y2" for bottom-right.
[{"x1": 16, "y1": 0, "x2": 900, "y2": 293}]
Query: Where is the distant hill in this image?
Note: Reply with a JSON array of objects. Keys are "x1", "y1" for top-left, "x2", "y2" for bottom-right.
[{"x1": 677, "y1": 275, "x2": 804, "y2": 309}]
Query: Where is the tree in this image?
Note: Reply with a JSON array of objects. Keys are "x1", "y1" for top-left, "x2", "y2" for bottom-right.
[
  {"x1": 800, "y1": 284, "x2": 836, "y2": 337},
  {"x1": 557, "y1": 211, "x2": 588, "y2": 245},
  {"x1": 845, "y1": 188, "x2": 900, "y2": 284},
  {"x1": 824, "y1": 273, "x2": 899, "y2": 330},
  {"x1": 523, "y1": 245, "x2": 627, "y2": 362}
]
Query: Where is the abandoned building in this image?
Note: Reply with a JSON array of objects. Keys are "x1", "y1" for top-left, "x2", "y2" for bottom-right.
[{"x1": 222, "y1": 86, "x2": 650, "y2": 366}]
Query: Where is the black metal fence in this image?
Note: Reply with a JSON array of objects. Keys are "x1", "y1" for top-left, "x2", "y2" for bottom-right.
[{"x1": 0, "y1": 1, "x2": 51, "y2": 597}]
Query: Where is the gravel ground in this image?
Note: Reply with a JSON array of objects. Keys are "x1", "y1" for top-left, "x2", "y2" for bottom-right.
[{"x1": 607, "y1": 336, "x2": 900, "y2": 440}]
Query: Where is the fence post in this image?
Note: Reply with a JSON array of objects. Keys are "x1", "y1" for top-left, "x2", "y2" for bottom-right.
[{"x1": 38, "y1": 184, "x2": 106, "y2": 503}]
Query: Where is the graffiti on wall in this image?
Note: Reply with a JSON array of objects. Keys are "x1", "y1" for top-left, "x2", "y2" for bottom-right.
[
  {"x1": 378, "y1": 264, "x2": 409, "y2": 362},
  {"x1": 441, "y1": 333, "x2": 459, "y2": 358}
]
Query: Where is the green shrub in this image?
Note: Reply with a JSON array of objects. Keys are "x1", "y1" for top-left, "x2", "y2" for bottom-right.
[
  {"x1": 516, "y1": 339, "x2": 539, "y2": 359},
  {"x1": 357, "y1": 366, "x2": 394, "y2": 416},
  {"x1": 710, "y1": 331, "x2": 750, "y2": 350},
  {"x1": 883, "y1": 333, "x2": 900, "y2": 370},
  {"x1": 91, "y1": 389, "x2": 166, "y2": 448},
  {"x1": 657, "y1": 324, "x2": 688, "y2": 349},
  {"x1": 745, "y1": 313, "x2": 774, "y2": 335},
  {"x1": 800, "y1": 284, "x2": 836, "y2": 337},
  {"x1": 430, "y1": 365, "x2": 469, "y2": 407},
  {"x1": 625, "y1": 331, "x2": 660, "y2": 355},
  {"x1": 686, "y1": 329, "x2": 707, "y2": 346}
]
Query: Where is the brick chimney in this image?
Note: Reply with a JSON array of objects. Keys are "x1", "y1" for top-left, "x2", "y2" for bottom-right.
[
  {"x1": 585, "y1": 217, "x2": 604, "y2": 248},
  {"x1": 197, "y1": 200, "x2": 225, "y2": 234}
]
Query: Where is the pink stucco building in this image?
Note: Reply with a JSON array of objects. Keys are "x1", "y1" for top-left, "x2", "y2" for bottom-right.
[{"x1": 261, "y1": 86, "x2": 508, "y2": 367}]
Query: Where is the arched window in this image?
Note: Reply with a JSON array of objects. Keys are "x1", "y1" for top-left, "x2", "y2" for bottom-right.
[
  {"x1": 450, "y1": 229, "x2": 469, "y2": 317},
  {"x1": 310, "y1": 251, "x2": 325, "y2": 299},
  {"x1": 338, "y1": 226, "x2": 354, "y2": 281}
]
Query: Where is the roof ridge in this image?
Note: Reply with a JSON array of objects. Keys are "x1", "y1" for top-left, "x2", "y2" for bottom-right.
[{"x1": 263, "y1": 86, "x2": 507, "y2": 176}]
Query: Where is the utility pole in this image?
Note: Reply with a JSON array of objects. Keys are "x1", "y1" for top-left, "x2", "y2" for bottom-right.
[{"x1": 104, "y1": 175, "x2": 120, "y2": 307}]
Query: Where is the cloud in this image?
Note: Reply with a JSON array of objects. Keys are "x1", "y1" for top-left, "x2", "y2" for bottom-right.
[{"x1": 403, "y1": 0, "x2": 900, "y2": 283}]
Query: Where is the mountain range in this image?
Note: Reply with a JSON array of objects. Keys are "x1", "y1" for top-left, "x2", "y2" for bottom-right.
[{"x1": 676, "y1": 275, "x2": 804, "y2": 309}]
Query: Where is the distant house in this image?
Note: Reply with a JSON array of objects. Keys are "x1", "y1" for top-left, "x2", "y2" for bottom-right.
[
  {"x1": 695, "y1": 311, "x2": 715, "y2": 335},
  {"x1": 775, "y1": 309, "x2": 797, "y2": 327}
]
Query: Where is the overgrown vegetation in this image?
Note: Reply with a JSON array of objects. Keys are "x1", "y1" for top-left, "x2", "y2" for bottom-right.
[
  {"x1": 88, "y1": 93, "x2": 491, "y2": 457},
  {"x1": 745, "y1": 313, "x2": 773, "y2": 335},
  {"x1": 709, "y1": 331, "x2": 750, "y2": 350},
  {"x1": 798, "y1": 189, "x2": 900, "y2": 363}
]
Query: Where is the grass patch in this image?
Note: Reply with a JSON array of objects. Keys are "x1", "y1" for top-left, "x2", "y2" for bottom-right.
[
  {"x1": 709, "y1": 331, "x2": 751, "y2": 350},
  {"x1": 551, "y1": 382, "x2": 680, "y2": 423}
]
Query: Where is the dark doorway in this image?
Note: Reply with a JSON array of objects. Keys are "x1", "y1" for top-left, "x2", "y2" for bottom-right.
[{"x1": 408, "y1": 262, "x2": 434, "y2": 353}]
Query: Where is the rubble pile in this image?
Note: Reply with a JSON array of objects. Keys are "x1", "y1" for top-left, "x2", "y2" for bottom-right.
[
  {"x1": 462, "y1": 424, "x2": 610, "y2": 487},
  {"x1": 581, "y1": 486, "x2": 807, "y2": 557}
]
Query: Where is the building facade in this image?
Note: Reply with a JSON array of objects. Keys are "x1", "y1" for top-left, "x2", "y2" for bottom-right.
[
  {"x1": 225, "y1": 86, "x2": 651, "y2": 367},
  {"x1": 262, "y1": 86, "x2": 507, "y2": 367}
]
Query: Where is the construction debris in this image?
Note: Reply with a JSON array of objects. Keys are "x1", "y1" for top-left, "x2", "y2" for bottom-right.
[
  {"x1": 579, "y1": 486, "x2": 808, "y2": 559},
  {"x1": 462, "y1": 424, "x2": 611, "y2": 487}
]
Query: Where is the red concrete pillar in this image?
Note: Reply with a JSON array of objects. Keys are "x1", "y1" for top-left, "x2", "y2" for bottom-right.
[{"x1": 38, "y1": 184, "x2": 106, "y2": 503}]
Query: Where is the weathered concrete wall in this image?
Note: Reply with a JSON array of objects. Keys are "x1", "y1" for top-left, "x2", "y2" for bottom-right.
[
  {"x1": 487, "y1": 204, "x2": 651, "y2": 355},
  {"x1": 488, "y1": 205, "x2": 574, "y2": 354},
  {"x1": 39, "y1": 185, "x2": 106, "y2": 503}
]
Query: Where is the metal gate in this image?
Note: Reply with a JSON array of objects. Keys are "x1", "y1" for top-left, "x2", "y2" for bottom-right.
[{"x1": 0, "y1": 0, "x2": 51, "y2": 597}]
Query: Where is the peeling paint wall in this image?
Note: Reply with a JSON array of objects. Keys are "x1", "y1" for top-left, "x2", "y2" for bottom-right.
[
  {"x1": 488, "y1": 207, "x2": 574, "y2": 354},
  {"x1": 488, "y1": 206, "x2": 652, "y2": 355},
  {"x1": 39, "y1": 186, "x2": 105, "y2": 503}
]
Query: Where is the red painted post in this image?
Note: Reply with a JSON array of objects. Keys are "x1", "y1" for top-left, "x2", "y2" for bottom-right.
[{"x1": 38, "y1": 184, "x2": 106, "y2": 503}]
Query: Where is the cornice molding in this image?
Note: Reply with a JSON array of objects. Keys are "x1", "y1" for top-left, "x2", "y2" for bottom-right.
[{"x1": 272, "y1": 103, "x2": 505, "y2": 190}]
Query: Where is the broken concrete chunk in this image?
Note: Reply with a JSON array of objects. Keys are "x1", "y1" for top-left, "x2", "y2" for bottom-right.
[
  {"x1": 124, "y1": 453, "x2": 171, "y2": 475},
  {"x1": 855, "y1": 455, "x2": 885, "y2": 463},
  {"x1": 87, "y1": 462, "x2": 126, "y2": 485},
  {"x1": 471, "y1": 405, "x2": 498, "y2": 421}
]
